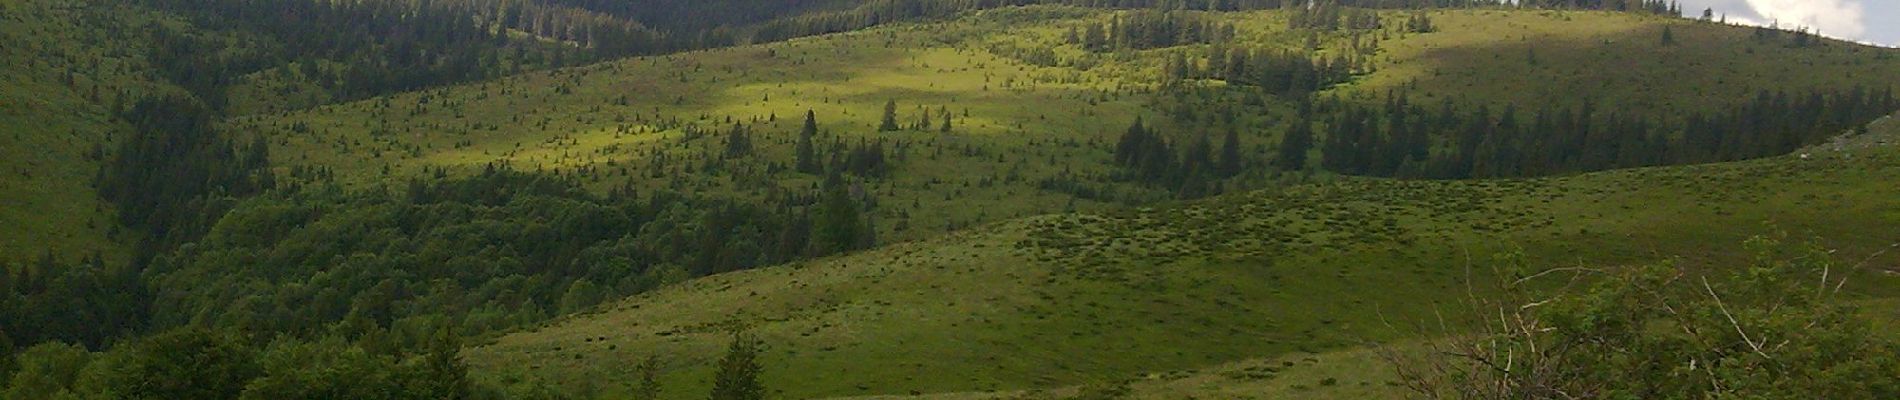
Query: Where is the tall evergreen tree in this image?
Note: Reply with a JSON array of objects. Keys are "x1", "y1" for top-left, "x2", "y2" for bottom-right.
[
  {"x1": 1183, "y1": 131, "x2": 1213, "y2": 177},
  {"x1": 1217, "y1": 127, "x2": 1243, "y2": 178},
  {"x1": 879, "y1": 100, "x2": 900, "y2": 131},
  {"x1": 813, "y1": 180, "x2": 864, "y2": 255},
  {"x1": 419, "y1": 325, "x2": 472, "y2": 399},
  {"x1": 709, "y1": 332, "x2": 765, "y2": 400},
  {"x1": 725, "y1": 123, "x2": 753, "y2": 158},
  {"x1": 796, "y1": 111, "x2": 819, "y2": 173},
  {"x1": 1278, "y1": 118, "x2": 1313, "y2": 171},
  {"x1": 940, "y1": 109, "x2": 953, "y2": 133}
]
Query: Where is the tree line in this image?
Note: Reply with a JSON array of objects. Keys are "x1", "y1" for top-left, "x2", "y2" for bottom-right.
[
  {"x1": 1111, "y1": 117, "x2": 1249, "y2": 198},
  {"x1": 1316, "y1": 87, "x2": 1899, "y2": 179},
  {"x1": 137, "y1": 0, "x2": 592, "y2": 108}
]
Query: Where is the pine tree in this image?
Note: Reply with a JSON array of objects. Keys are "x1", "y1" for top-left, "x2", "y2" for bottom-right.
[
  {"x1": 1217, "y1": 127, "x2": 1243, "y2": 178},
  {"x1": 1278, "y1": 118, "x2": 1312, "y2": 171},
  {"x1": 1661, "y1": 26, "x2": 1676, "y2": 46},
  {"x1": 879, "y1": 100, "x2": 900, "y2": 131},
  {"x1": 939, "y1": 110, "x2": 953, "y2": 133},
  {"x1": 796, "y1": 111, "x2": 819, "y2": 173},
  {"x1": 1183, "y1": 131, "x2": 1213, "y2": 177},
  {"x1": 725, "y1": 123, "x2": 752, "y2": 158},
  {"x1": 421, "y1": 326, "x2": 471, "y2": 399},
  {"x1": 813, "y1": 180, "x2": 863, "y2": 255},
  {"x1": 709, "y1": 332, "x2": 765, "y2": 400}
]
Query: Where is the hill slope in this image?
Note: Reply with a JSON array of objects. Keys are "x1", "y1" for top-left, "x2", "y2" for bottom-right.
[
  {"x1": 235, "y1": 6, "x2": 1900, "y2": 244},
  {"x1": 0, "y1": 0, "x2": 188, "y2": 262},
  {"x1": 466, "y1": 119, "x2": 1900, "y2": 398}
]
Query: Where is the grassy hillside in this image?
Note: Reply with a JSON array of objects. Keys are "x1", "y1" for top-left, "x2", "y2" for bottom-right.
[
  {"x1": 0, "y1": 0, "x2": 197, "y2": 262},
  {"x1": 1326, "y1": 9, "x2": 1900, "y2": 113},
  {"x1": 232, "y1": 6, "x2": 1900, "y2": 246},
  {"x1": 465, "y1": 119, "x2": 1900, "y2": 398},
  {"x1": 4, "y1": 2, "x2": 1899, "y2": 398},
  {"x1": 232, "y1": 7, "x2": 1173, "y2": 245}
]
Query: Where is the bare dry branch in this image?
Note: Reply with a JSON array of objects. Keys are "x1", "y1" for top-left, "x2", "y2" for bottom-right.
[{"x1": 1702, "y1": 276, "x2": 1770, "y2": 359}]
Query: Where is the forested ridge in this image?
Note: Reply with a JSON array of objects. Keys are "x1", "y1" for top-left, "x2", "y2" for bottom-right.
[{"x1": 120, "y1": 0, "x2": 1704, "y2": 114}]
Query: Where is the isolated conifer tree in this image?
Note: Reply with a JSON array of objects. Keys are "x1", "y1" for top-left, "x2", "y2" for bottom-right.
[
  {"x1": 1661, "y1": 26, "x2": 1677, "y2": 46},
  {"x1": 726, "y1": 123, "x2": 752, "y2": 158},
  {"x1": 796, "y1": 111, "x2": 819, "y2": 173},
  {"x1": 879, "y1": 100, "x2": 900, "y2": 131},
  {"x1": 940, "y1": 110, "x2": 953, "y2": 133},
  {"x1": 710, "y1": 332, "x2": 765, "y2": 400}
]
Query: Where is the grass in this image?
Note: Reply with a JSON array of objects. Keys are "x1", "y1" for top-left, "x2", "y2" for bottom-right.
[
  {"x1": 825, "y1": 344, "x2": 1414, "y2": 399},
  {"x1": 231, "y1": 8, "x2": 1177, "y2": 244},
  {"x1": 229, "y1": 6, "x2": 1900, "y2": 249},
  {"x1": 464, "y1": 127, "x2": 1900, "y2": 398},
  {"x1": 0, "y1": 0, "x2": 196, "y2": 263},
  {"x1": 1322, "y1": 9, "x2": 1900, "y2": 113}
]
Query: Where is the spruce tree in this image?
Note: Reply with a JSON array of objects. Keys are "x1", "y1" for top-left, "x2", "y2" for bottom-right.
[
  {"x1": 1278, "y1": 118, "x2": 1312, "y2": 171},
  {"x1": 940, "y1": 110, "x2": 953, "y2": 133},
  {"x1": 796, "y1": 111, "x2": 818, "y2": 173},
  {"x1": 813, "y1": 179, "x2": 863, "y2": 255},
  {"x1": 710, "y1": 332, "x2": 765, "y2": 400},
  {"x1": 1183, "y1": 131, "x2": 1213, "y2": 177},
  {"x1": 726, "y1": 123, "x2": 752, "y2": 158},
  {"x1": 879, "y1": 100, "x2": 900, "y2": 131},
  {"x1": 1217, "y1": 127, "x2": 1243, "y2": 178},
  {"x1": 421, "y1": 326, "x2": 472, "y2": 400}
]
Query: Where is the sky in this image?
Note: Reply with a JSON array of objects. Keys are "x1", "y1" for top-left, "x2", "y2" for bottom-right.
[{"x1": 1673, "y1": 0, "x2": 1899, "y2": 47}]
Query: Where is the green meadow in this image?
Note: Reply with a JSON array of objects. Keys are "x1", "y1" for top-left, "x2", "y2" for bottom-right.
[
  {"x1": 466, "y1": 120, "x2": 1900, "y2": 397},
  {"x1": 227, "y1": 6, "x2": 1900, "y2": 247}
]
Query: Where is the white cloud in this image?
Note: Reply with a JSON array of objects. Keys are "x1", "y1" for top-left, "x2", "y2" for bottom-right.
[{"x1": 1742, "y1": 0, "x2": 1866, "y2": 38}]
